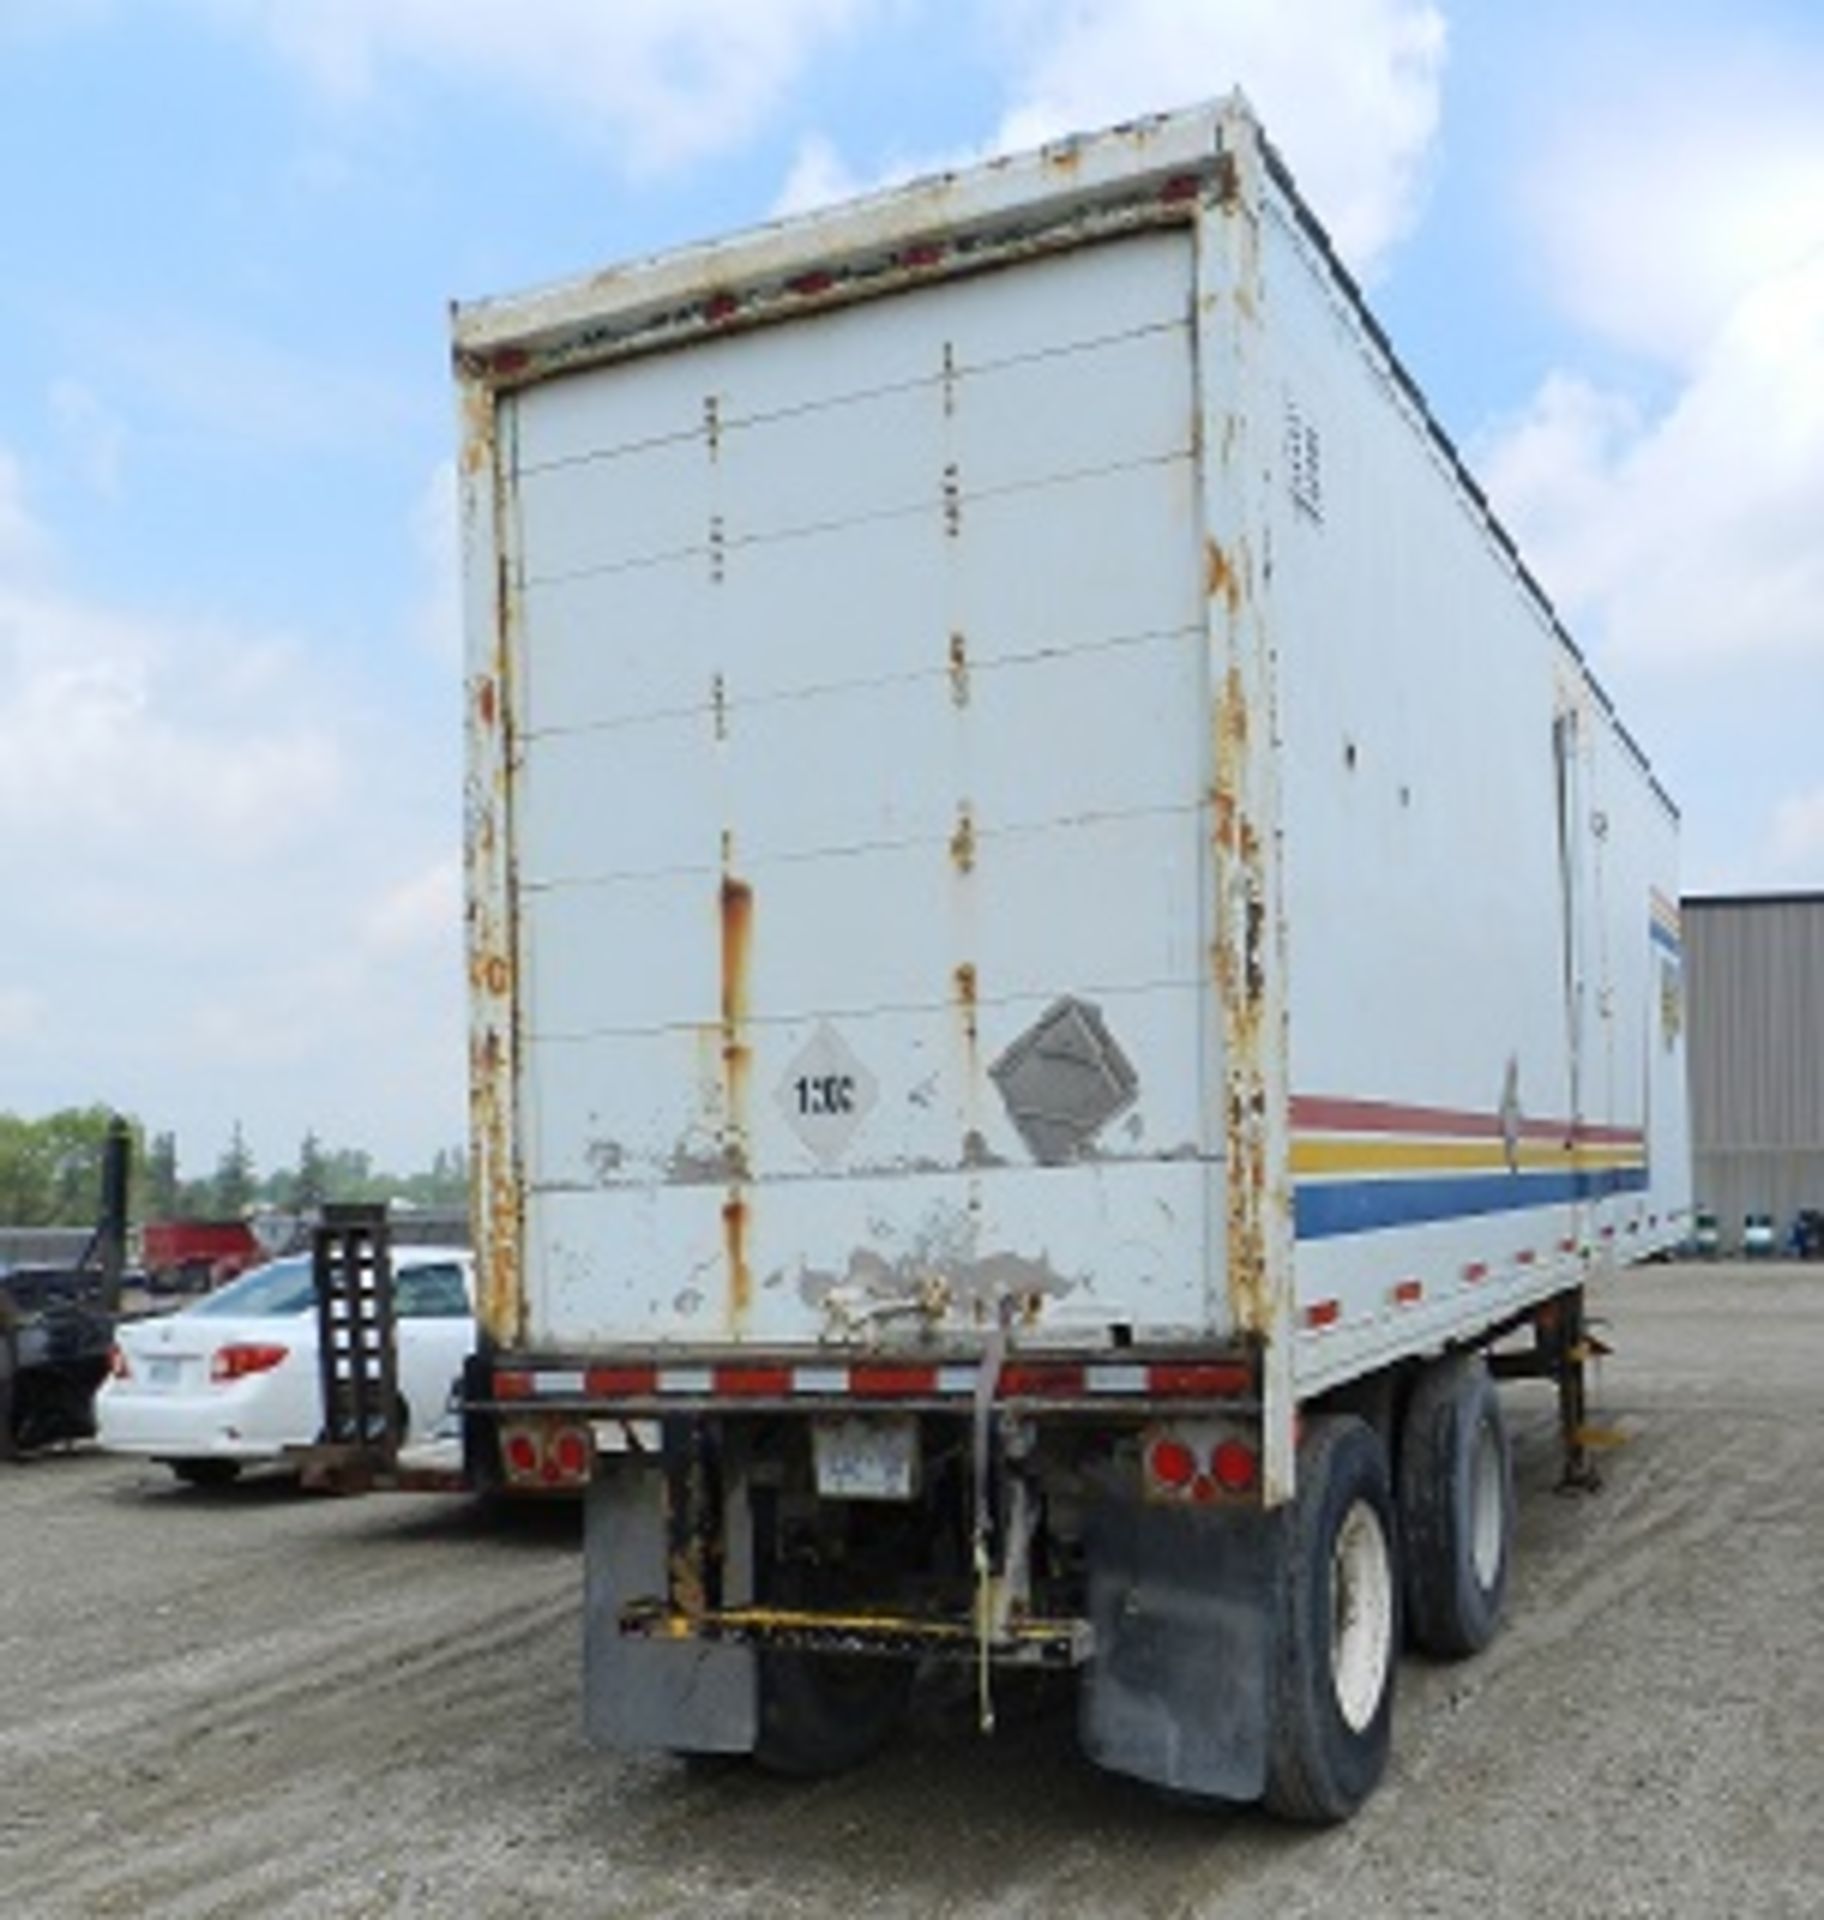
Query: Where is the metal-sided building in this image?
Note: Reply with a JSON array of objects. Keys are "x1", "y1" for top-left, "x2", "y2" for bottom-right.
[{"x1": 1683, "y1": 892, "x2": 1824, "y2": 1250}]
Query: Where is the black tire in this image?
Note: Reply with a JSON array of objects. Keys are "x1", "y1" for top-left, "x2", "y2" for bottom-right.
[
  {"x1": 170, "y1": 1458, "x2": 242, "y2": 1488},
  {"x1": 1398, "y1": 1355, "x2": 1512, "y2": 1659},
  {"x1": 754, "y1": 1644, "x2": 914, "y2": 1777},
  {"x1": 1263, "y1": 1415, "x2": 1400, "y2": 1824}
]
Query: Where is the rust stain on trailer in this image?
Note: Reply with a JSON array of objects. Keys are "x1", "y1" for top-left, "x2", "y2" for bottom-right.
[
  {"x1": 722, "y1": 1191, "x2": 752, "y2": 1321},
  {"x1": 719, "y1": 864, "x2": 754, "y2": 1326},
  {"x1": 469, "y1": 1023, "x2": 522, "y2": 1341},
  {"x1": 459, "y1": 379, "x2": 494, "y2": 477},
  {"x1": 1210, "y1": 602, "x2": 1276, "y2": 1338},
  {"x1": 1204, "y1": 537, "x2": 1241, "y2": 617},
  {"x1": 462, "y1": 372, "x2": 524, "y2": 1346},
  {"x1": 954, "y1": 962, "x2": 979, "y2": 1042},
  {"x1": 948, "y1": 630, "x2": 971, "y2": 707},
  {"x1": 949, "y1": 805, "x2": 977, "y2": 875}
]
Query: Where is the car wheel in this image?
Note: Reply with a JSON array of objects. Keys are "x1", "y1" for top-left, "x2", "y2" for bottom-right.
[
  {"x1": 1263, "y1": 1415, "x2": 1400, "y2": 1824},
  {"x1": 1398, "y1": 1355, "x2": 1512, "y2": 1659},
  {"x1": 170, "y1": 1458, "x2": 242, "y2": 1488}
]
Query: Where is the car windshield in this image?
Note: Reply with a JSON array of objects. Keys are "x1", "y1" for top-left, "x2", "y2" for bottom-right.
[{"x1": 189, "y1": 1256, "x2": 316, "y2": 1318}]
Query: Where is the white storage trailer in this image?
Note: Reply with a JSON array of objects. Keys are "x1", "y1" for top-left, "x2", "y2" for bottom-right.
[{"x1": 453, "y1": 95, "x2": 1689, "y2": 1820}]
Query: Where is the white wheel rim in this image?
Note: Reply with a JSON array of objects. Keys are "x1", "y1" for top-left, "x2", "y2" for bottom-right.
[
  {"x1": 1331, "y1": 1498, "x2": 1395, "y2": 1734},
  {"x1": 1470, "y1": 1417, "x2": 1505, "y2": 1591}
]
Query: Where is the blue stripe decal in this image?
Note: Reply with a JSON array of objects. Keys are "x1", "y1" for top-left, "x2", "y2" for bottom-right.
[
  {"x1": 1295, "y1": 1166, "x2": 1650, "y2": 1240},
  {"x1": 1650, "y1": 922, "x2": 1682, "y2": 957}
]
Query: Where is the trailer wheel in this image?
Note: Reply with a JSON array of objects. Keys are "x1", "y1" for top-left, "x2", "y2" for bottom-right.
[
  {"x1": 1263, "y1": 1415, "x2": 1399, "y2": 1824},
  {"x1": 1398, "y1": 1355, "x2": 1511, "y2": 1659},
  {"x1": 169, "y1": 1458, "x2": 241, "y2": 1488}
]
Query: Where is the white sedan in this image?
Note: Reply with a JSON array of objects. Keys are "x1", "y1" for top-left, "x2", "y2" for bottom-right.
[{"x1": 98, "y1": 1248, "x2": 474, "y2": 1486}]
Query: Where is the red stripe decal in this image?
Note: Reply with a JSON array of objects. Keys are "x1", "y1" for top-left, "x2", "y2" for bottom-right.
[
  {"x1": 492, "y1": 1370, "x2": 535, "y2": 1400},
  {"x1": 1393, "y1": 1279, "x2": 1424, "y2": 1305},
  {"x1": 1304, "y1": 1299, "x2": 1341, "y2": 1330},
  {"x1": 714, "y1": 1365, "x2": 792, "y2": 1398},
  {"x1": 1462, "y1": 1261, "x2": 1489, "y2": 1283},
  {"x1": 850, "y1": 1365, "x2": 938, "y2": 1398},
  {"x1": 1000, "y1": 1363, "x2": 1086, "y2": 1398},
  {"x1": 584, "y1": 1366, "x2": 658, "y2": 1397},
  {"x1": 1290, "y1": 1095, "x2": 1642, "y2": 1146},
  {"x1": 1147, "y1": 1362, "x2": 1252, "y2": 1398}
]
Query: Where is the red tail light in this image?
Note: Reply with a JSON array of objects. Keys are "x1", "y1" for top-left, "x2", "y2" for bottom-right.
[
  {"x1": 108, "y1": 1344, "x2": 131, "y2": 1380},
  {"x1": 1145, "y1": 1421, "x2": 1262, "y2": 1504},
  {"x1": 210, "y1": 1343, "x2": 289, "y2": 1383},
  {"x1": 1211, "y1": 1438, "x2": 1259, "y2": 1493},
  {"x1": 549, "y1": 1427, "x2": 591, "y2": 1483},
  {"x1": 500, "y1": 1421, "x2": 592, "y2": 1489}
]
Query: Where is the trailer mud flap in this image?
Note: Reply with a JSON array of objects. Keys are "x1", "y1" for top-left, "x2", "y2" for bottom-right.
[
  {"x1": 584, "y1": 1461, "x2": 758, "y2": 1754},
  {"x1": 1079, "y1": 1498, "x2": 1276, "y2": 1801}
]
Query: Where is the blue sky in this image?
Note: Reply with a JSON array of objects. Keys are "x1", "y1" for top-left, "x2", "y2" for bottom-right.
[{"x1": 2, "y1": 0, "x2": 1821, "y2": 1180}]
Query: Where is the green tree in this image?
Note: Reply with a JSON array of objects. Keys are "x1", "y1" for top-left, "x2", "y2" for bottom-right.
[
  {"x1": 213, "y1": 1121, "x2": 256, "y2": 1217},
  {"x1": 144, "y1": 1131, "x2": 180, "y2": 1219},
  {"x1": 0, "y1": 1107, "x2": 147, "y2": 1227},
  {"x1": 295, "y1": 1129, "x2": 328, "y2": 1213}
]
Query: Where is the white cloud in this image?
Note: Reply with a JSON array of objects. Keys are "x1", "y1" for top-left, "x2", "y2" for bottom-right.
[
  {"x1": 0, "y1": 588, "x2": 344, "y2": 868},
  {"x1": 777, "y1": 0, "x2": 1446, "y2": 278},
  {"x1": 775, "y1": 132, "x2": 869, "y2": 218},
  {"x1": 204, "y1": 0, "x2": 869, "y2": 174},
  {"x1": 0, "y1": 445, "x2": 464, "y2": 1171},
  {"x1": 1480, "y1": 249, "x2": 1824, "y2": 676},
  {"x1": 1522, "y1": 69, "x2": 1824, "y2": 370}
]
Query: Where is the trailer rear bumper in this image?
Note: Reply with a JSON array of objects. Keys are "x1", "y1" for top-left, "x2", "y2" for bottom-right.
[{"x1": 468, "y1": 1346, "x2": 1258, "y2": 1419}]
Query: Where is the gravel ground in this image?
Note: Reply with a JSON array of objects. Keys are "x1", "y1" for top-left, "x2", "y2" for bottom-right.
[{"x1": 1, "y1": 1261, "x2": 1819, "y2": 1918}]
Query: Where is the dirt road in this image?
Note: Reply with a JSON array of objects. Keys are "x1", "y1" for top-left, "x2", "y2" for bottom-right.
[{"x1": 2, "y1": 1263, "x2": 1819, "y2": 1917}]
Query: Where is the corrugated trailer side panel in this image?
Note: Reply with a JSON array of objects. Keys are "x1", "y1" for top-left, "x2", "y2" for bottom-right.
[{"x1": 1248, "y1": 162, "x2": 1686, "y2": 1395}]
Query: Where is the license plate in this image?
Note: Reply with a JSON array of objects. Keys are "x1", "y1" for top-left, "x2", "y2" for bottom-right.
[
  {"x1": 812, "y1": 1416, "x2": 919, "y2": 1501},
  {"x1": 146, "y1": 1357, "x2": 182, "y2": 1388}
]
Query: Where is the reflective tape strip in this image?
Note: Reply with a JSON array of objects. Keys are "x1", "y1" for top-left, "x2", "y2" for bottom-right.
[
  {"x1": 714, "y1": 1366, "x2": 792, "y2": 1397},
  {"x1": 792, "y1": 1367, "x2": 848, "y2": 1395},
  {"x1": 1086, "y1": 1364, "x2": 1149, "y2": 1395},
  {"x1": 657, "y1": 1367, "x2": 714, "y2": 1395},
  {"x1": 493, "y1": 1356, "x2": 1253, "y2": 1401}
]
